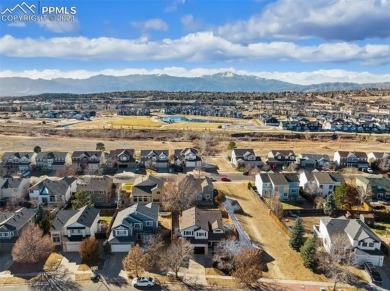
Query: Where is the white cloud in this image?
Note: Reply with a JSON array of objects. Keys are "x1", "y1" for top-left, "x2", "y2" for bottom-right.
[
  {"x1": 0, "y1": 67, "x2": 389, "y2": 85},
  {"x1": 8, "y1": 22, "x2": 26, "y2": 28},
  {"x1": 131, "y1": 18, "x2": 168, "y2": 32},
  {"x1": 216, "y1": 0, "x2": 390, "y2": 41},
  {"x1": 38, "y1": 17, "x2": 80, "y2": 33},
  {"x1": 181, "y1": 14, "x2": 206, "y2": 31},
  {"x1": 1, "y1": 33, "x2": 389, "y2": 64},
  {"x1": 164, "y1": 0, "x2": 186, "y2": 12}
]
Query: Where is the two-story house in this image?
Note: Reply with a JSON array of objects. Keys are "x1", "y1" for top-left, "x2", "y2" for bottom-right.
[
  {"x1": 355, "y1": 176, "x2": 390, "y2": 201},
  {"x1": 297, "y1": 153, "x2": 331, "y2": 170},
  {"x1": 0, "y1": 177, "x2": 30, "y2": 202},
  {"x1": 107, "y1": 149, "x2": 136, "y2": 169},
  {"x1": 314, "y1": 217, "x2": 384, "y2": 266},
  {"x1": 0, "y1": 208, "x2": 36, "y2": 252},
  {"x1": 334, "y1": 151, "x2": 369, "y2": 170},
  {"x1": 300, "y1": 172, "x2": 344, "y2": 197},
  {"x1": 76, "y1": 175, "x2": 114, "y2": 207},
  {"x1": 173, "y1": 148, "x2": 202, "y2": 169},
  {"x1": 140, "y1": 150, "x2": 169, "y2": 171},
  {"x1": 71, "y1": 151, "x2": 104, "y2": 171},
  {"x1": 178, "y1": 174, "x2": 215, "y2": 202},
  {"x1": 131, "y1": 175, "x2": 163, "y2": 204},
  {"x1": 29, "y1": 177, "x2": 77, "y2": 205},
  {"x1": 50, "y1": 206, "x2": 100, "y2": 252},
  {"x1": 255, "y1": 173, "x2": 273, "y2": 198},
  {"x1": 231, "y1": 149, "x2": 262, "y2": 168},
  {"x1": 179, "y1": 206, "x2": 224, "y2": 254},
  {"x1": 368, "y1": 152, "x2": 390, "y2": 170},
  {"x1": 108, "y1": 202, "x2": 159, "y2": 252},
  {"x1": 284, "y1": 173, "x2": 300, "y2": 199},
  {"x1": 267, "y1": 150, "x2": 296, "y2": 169},
  {"x1": 1, "y1": 152, "x2": 36, "y2": 172},
  {"x1": 34, "y1": 152, "x2": 71, "y2": 170}
]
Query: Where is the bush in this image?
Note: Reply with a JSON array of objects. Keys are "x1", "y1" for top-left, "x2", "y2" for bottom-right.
[{"x1": 79, "y1": 237, "x2": 99, "y2": 261}]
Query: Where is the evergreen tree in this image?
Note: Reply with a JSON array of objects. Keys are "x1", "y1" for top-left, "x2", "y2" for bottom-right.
[
  {"x1": 333, "y1": 183, "x2": 357, "y2": 210},
  {"x1": 33, "y1": 146, "x2": 42, "y2": 153},
  {"x1": 71, "y1": 190, "x2": 93, "y2": 210},
  {"x1": 227, "y1": 141, "x2": 237, "y2": 150},
  {"x1": 289, "y1": 217, "x2": 305, "y2": 251},
  {"x1": 324, "y1": 194, "x2": 337, "y2": 217},
  {"x1": 35, "y1": 204, "x2": 51, "y2": 234},
  {"x1": 300, "y1": 234, "x2": 318, "y2": 271}
]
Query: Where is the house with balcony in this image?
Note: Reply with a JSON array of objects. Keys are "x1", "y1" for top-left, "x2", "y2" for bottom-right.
[
  {"x1": 0, "y1": 208, "x2": 36, "y2": 253},
  {"x1": 71, "y1": 151, "x2": 104, "y2": 172},
  {"x1": 29, "y1": 177, "x2": 77, "y2": 205},
  {"x1": 50, "y1": 206, "x2": 100, "y2": 252},
  {"x1": 231, "y1": 149, "x2": 262, "y2": 168},
  {"x1": 179, "y1": 206, "x2": 224, "y2": 254},
  {"x1": 108, "y1": 202, "x2": 159, "y2": 252},
  {"x1": 131, "y1": 175, "x2": 163, "y2": 204},
  {"x1": 76, "y1": 175, "x2": 114, "y2": 207},
  {"x1": 314, "y1": 217, "x2": 384, "y2": 266},
  {"x1": 1, "y1": 152, "x2": 36, "y2": 172},
  {"x1": 139, "y1": 150, "x2": 169, "y2": 171},
  {"x1": 173, "y1": 148, "x2": 202, "y2": 170},
  {"x1": 106, "y1": 149, "x2": 136, "y2": 169},
  {"x1": 334, "y1": 151, "x2": 369, "y2": 170},
  {"x1": 35, "y1": 152, "x2": 71, "y2": 171}
]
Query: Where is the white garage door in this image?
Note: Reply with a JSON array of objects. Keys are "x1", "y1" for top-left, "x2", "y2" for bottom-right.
[
  {"x1": 65, "y1": 242, "x2": 81, "y2": 252},
  {"x1": 355, "y1": 255, "x2": 383, "y2": 267},
  {"x1": 111, "y1": 244, "x2": 131, "y2": 253}
]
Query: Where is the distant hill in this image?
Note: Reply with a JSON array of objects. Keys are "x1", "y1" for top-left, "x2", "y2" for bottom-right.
[{"x1": 0, "y1": 72, "x2": 389, "y2": 96}]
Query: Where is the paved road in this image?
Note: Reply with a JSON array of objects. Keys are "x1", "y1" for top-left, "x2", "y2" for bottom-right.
[{"x1": 223, "y1": 198, "x2": 253, "y2": 247}]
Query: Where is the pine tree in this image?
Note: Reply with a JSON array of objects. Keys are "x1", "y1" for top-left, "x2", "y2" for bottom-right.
[
  {"x1": 289, "y1": 217, "x2": 305, "y2": 251},
  {"x1": 35, "y1": 204, "x2": 51, "y2": 234},
  {"x1": 71, "y1": 190, "x2": 93, "y2": 210},
  {"x1": 324, "y1": 194, "x2": 337, "y2": 217},
  {"x1": 300, "y1": 234, "x2": 318, "y2": 271}
]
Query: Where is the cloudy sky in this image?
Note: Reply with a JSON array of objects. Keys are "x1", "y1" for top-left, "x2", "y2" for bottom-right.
[{"x1": 1, "y1": 0, "x2": 390, "y2": 84}]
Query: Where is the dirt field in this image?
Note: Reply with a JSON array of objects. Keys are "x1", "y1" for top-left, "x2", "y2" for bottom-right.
[
  {"x1": 213, "y1": 182, "x2": 328, "y2": 281},
  {"x1": 202, "y1": 157, "x2": 235, "y2": 172}
]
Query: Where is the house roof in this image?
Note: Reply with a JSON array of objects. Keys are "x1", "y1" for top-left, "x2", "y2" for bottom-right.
[
  {"x1": 29, "y1": 177, "x2": 76, "y2": 196},
  {"x1": 321, "y1": 217, "x2": 381, "y2": 244},
  {"x1": 108, "y1": 149, "x2": 135, "y2": 160},
  {"x1": 313, "y1": 172, "x2": 334, "y2": 184},
  {"x1": 270, "y1": 150, "x2": 296, "y2": 156},
  {"x1": 268, "y1": 173, "x2": 289, "y2": 185},
  {"x1": 301, "y1": 171, "x2": 315, "y2": 182},
  {"x1": 370, "y1": 152, "x2": 389, "y2": 159},
  {"x1": 2, "y1": 152, "x2": 34, "y2": 163},
  {"x1": 63, "y1": 206, "x2": 99, "y2": 228},
  {"x1": 300, "y1": 154, "x2": 330, "y2": 161},
  {"x1": 71, "y1": 151, "x2": 102, "y2": 158},
  {"x1": 178, "y1": 174, "x2": 212, "y2": 196},
  {"x1": 328, "y1": 172, "x2": 345, "y2": 183},
  {"x1": 77, "y1": 175, "x2": 113, "y2": 191},
  {"x1": 233, "y1": 149, "x2": 256, "y2": 157},
  {"x1": 0, "y1": 208, "x2": 35, "y2": 232},
  {"x1": 51, "y1": 209, "x2": 78, "y2": 231},
  {"x1": 132, "y1": 175, "x2": 163, "y2": 195},
  {"x1": 180, "y1": 206, "x2": 223, "y2": 232},
  {"x1": 140, "y1": 150, "x2": 168, "y2": 157},
  {"x1": 336, "y1": 151, "x2": 368, "y2": 159},
  {"x1": 111, "y1": 202, "x2": 159, "y2": 230},
  {"x1": 0, "y1": 177, "x2": 28, "y2": 189},
  {"x1": 257, "y1": 173, "x2": 271, "y2": 183},
  {"x1": 283, "y1": 173, "x2": 300, "y2": 183},
  {"x1": 36, "y1": 152, "x2": 68, "y2": 160}
]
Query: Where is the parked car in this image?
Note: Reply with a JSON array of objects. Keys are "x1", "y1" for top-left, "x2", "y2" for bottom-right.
[
  {"x1": 364, "y1": 262, "x2": 382, "y2": 285},
  {"x1": 132, "y1": 277, "x2": 155, "y2": 287},
  {"x1": 209, "y1": 176, "x2": 217, "y2": 182},
  {"x1": 220, "y1": 177, "x2": 231, "y2": 182},
  {"x1": 367, "y1": 168, "x2": 374, "y2": 173}
]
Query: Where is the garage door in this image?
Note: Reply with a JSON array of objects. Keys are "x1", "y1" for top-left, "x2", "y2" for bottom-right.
[
  {"x1": 65, "y1": 242, "x2": 80, "y2": 252},
  {"x1": 111, "y1": 244, "x2": 131, "y2": 253},
  {"x1": 355, "y1": 255, "x2": 382, "y2": 267}
]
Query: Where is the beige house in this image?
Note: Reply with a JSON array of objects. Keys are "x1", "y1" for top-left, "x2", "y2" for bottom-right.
[
  {"x1": 131, "y1": 175, "x2": 163, "y2": 204},
  {"x1": 76, "y1": 175, "x2": 114, "y2": 207}
]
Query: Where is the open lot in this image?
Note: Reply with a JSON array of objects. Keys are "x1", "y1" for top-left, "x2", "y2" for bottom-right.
[
  {"x1": 213, "y1": 182, "x2": 328, "y2": 281},
  {"x1": 202, "y1": 156, "x2": 235, "y2": 172}
]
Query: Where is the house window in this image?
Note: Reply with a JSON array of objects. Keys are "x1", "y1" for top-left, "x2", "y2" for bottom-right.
[
  {"x1": 156, "y1": 191, "x2": 160, "y2": 195},
  {"x1": 143, "y1": 197, "x2": 148, "y2": 202},
  {"x1": 0, "y1": 232, "x2": 11, "y2": 238},
  {"x1": 145, "y1": 221, "x2": 154, "y2": 227},
  {"x1": 71, "y1": 229, "x2": 82, "y2": 235},
  {"x1": 133, "y1": 197, "x2": 138, "y2": 202},
  {"x1": 153, "y1": 199, "x2": 160, "y2": 202},
  {"x1": 283, "y1": 193, "x2": 288, "y2": 197},
  {"x1": 49, "y1": 196, "x2": 56, "y2": 202},
  {"x1": 52, "y1": 234, "x2": 61, "y2": 243},
  {"x1": 196, "y1": 232, "x2": 206, "y2": 237},
  {"x1": 368, "y1": 243, "x2": 374, "y2": 248},
  {"x1": 134, "y1": 223, "x2": 142, "y2": 230},
  {"x1": 183, "y1": 231, "x2": 193, "y2": 236},
  {"x1": 361, "y1": 242, "x2": 368, "y2": 247},
  {"x1": 115, "y1": 229, "x2": 128, "y2": 236}
]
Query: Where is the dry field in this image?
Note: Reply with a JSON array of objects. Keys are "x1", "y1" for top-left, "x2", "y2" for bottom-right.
[
  {"x1": 213, "y1": 182, "x2": 328, "y2": 281},
  {"x1": 284, "y1": 216, "x2": 323, "y2": 237},
  {"x1": 217, "y1": 140, "x2": 390, "y2": 158},
  {"x1": 202, "y1": 157, "x2": 235, "y2": 172}
]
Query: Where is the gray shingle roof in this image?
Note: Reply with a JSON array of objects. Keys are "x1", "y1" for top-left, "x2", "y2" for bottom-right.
[
  {"x1": 51, "y1": 206, "x2": 99, "y2": 231},
  {"x1": 268, "y1": 173, "x2": 288, "y2": 185},
  {"x1": 233, "y1": 149, "x2": 255, "y2": 157},
  {"x1": 2, "y1": 152, "x2": 34, "y2": 164},
  {"x1": 132, "y1": 175, "x2": 163, "y2": 195},
  {"x1": 111, "y1": 202, "x2": 159, "y2": 230},
  {"x1": 29, "y1": 177, "x2": 76, "y2": 196},
  {"x1": 258, "y1": 173, "x2": 271, "y2": 183},
  {"x1": 313, "y1": 172, "x2": 334, "y2": 184},
  {"x1": 0, "y1": 177, "x2": 27, "y2": 189},
  {"x1": 0, "y1": 208, "x2": 35, "y2": 232},
  {"x1": 108, "y1": 149, "x2": 135, "y2": 161},
  {"x1": 180, "y1": 206, "x2": 223, "y2": 232},
  {"x1": 283, "y1": 173, "x2": 300, "y2": 183},
  {"x1": 36, "y1": 152, "x2": 68, "y2": 160}
]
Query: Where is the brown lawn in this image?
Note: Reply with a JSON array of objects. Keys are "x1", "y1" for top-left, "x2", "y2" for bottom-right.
[
  {"x1": 202, "y1": 157, "x2": 235, "y2": 172},
  {"x1": 213, "y1": 182, "x2": 328, "y2": 281}
]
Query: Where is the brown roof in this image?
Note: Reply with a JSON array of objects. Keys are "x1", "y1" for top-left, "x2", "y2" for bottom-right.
[{"x1": 180, "y1": 207, "x2": 222, "y2": 232}]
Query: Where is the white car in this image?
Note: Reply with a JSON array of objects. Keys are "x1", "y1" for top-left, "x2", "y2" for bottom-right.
[
  {"x1": 367, "y1": 168, "x2": 374, "y2": 173},
  {"x1": 132, "y1": 277, "x2": 155, "y2": 287}
]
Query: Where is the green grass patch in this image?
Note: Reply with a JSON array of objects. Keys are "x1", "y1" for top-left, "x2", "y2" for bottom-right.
[
  {"x1": 99, "y1": 216, "x2": 112, "y2": 224},
  {"x1": 281, "y1": 202, "x2": 304, "y2": 210}
]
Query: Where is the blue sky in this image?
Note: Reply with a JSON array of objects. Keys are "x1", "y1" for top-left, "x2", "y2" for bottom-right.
[{"x1": 0, "y1": 0, "x2": 390, "y2": 84}]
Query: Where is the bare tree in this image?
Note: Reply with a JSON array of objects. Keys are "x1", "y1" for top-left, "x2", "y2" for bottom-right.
[
  {"x1": 162, "y1": 238, "x2": 194, "y2": 278},
  {"x1": 79, "y1": 237, "x2": 99, "y2": 262},
  {"x1": 55, "y1": 164, "x2": 78, "y2": 177},
  {"x1": 213, "y1": 239, "x2": 246, "y2": 274},
  {"x1": 378, "y1": 157, "x2": 389, "y2": 171},
  {"x1": 12, "y1": 223, "x2": 54, "y2": 264},
  {"x1": 356, "y1": 185, "x2": 372, "y2": 209},
  {"x1": 123, "y1": 244, "x2": 150, "y2": 277},
  {"x1": 162, "y1": 178, "x2": 198, "y2": 212},
  {"x1": 285, "y1": 163, "x2": 298, "y2": 172},
  {"x1": 269, "y1": 193, "x2": 283, "y2": 219},
  {"x1": 30, "y1": 269, "x2": 80, "y2": 291},
  {"x1": 232, "y1": 247, "x2": 263, "y2": 287},
  {"x1": 318, "y1": 234, "x2": 357, "y2": 291},
  {"x1": 144, "y1": 234, "x2": 166, "y2": 269}
]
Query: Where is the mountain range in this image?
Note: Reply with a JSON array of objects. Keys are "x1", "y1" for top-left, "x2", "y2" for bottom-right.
[{"x1": 1, "y1": 72, "x2": 390, "y2": 96}]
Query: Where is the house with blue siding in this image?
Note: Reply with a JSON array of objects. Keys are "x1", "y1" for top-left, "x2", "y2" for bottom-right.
[{"x1": 108, "y1": 202, "x2": 159, "y2": 252}]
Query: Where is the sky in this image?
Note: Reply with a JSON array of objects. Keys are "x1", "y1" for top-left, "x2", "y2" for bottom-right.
[{"x1": 0, "y1": 0, "x2": 390, "y2": 84}]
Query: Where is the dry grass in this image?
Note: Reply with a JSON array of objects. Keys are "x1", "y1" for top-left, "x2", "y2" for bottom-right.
[
  {"x1": 0, "y1": 276, "x2": 28, "y2": 284},
  {"x1": 162, "y1": 122, "x2": 224, "y2": 130},
  {"x1": 207, "y1": 277, "x2": 241, "y2": 288},
  {"x1": 109, "y1": 117, "x2": 163, "y2": 128},
  {"x1": 205, "y1": 267, "x2": 225, "y2": 276},
  {"x1": 203, "y1": 157, "x2": 234, "y2": 172},
  {"x1": 43, "y1": 252, "x2": 63, "y2": 272},
  {"x1": 75, "y1": 273, "x2": 92, "y2": 281},
  {"x1": 213, "y1": 182, "x2": 328, "y2": 281},
  {"x1": 159, "y1": 215, "x2": 172, "y2": 230},
  {"x1": 78, "y1": 264, "x2": 91, "y2": 271},
  {"x1": 284, "y1": 216, "x2": 322, "y2": 237},
  {"x1": 99, "y1": 216, "x2": 113, "y2": 224}
]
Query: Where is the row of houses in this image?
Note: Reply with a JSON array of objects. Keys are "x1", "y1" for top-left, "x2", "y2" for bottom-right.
[
  {"x1": 231, "y1": 148, "x2": 389, "y2": 171},
  {"x1": 164, "y1": 106, "x2": 243, "y2": 118},
  {"x1": 1, "y1": 148, "x2": 203, "y2": 173}
]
